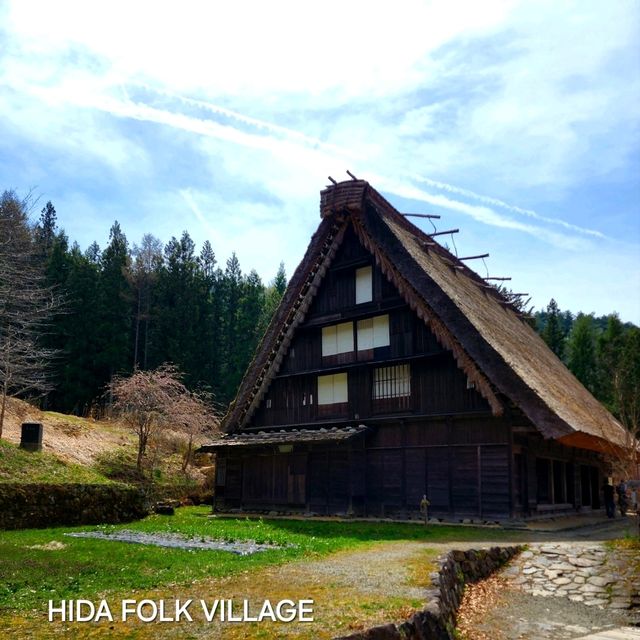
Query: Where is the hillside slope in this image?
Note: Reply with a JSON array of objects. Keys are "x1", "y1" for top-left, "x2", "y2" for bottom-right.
[{"x1": 1, "y1": 398, "x2": 134, "y2": 466}]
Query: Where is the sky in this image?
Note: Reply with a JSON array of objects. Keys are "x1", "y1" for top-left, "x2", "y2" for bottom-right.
[{"x1": 1, "y1": 0, "x2": 639, "y2": 322}]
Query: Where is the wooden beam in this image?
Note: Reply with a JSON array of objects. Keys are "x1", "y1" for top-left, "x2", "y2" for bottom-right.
[
  {"x1": 485, "y1": 276, "x2": 512, "y2": 281},
  {"x1": 427, "y1": 228, "x2": 459, "y2": 237},
  {"x1": 346, "y1": 170, "x2": 358, "y2": 180},
  {"x1": 459, "y1": 253, "x2": 489, "y2": 261},
  {"x1": 403, "y1": 213, "x2": 441, "y2": 219}
]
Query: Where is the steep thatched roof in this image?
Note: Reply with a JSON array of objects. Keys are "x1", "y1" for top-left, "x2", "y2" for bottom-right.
[{"x1": 222, "y1": 179, "x2": 629, "y2": 453}]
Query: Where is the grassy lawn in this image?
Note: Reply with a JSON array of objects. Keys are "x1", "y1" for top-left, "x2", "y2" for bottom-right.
[
  {"x1": 0, "y1": 440, "x2": 112, "y2": 484},
  {"x1": 0, "y1": 507, "x2": 521, "y2": 638}
]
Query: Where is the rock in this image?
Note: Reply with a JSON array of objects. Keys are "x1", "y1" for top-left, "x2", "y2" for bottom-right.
[
  {"x1": 523, "y1": 567, "x2": 539, "y2": 575},
  {"x1": 540, "y1": 546, "x2": 561, "y2": 554},
  {"x1": 581, "y1": 583, "x2": 606, "y2": 594},
  {"x1": 584, "y1": 598, "x2": 608, "y2": 607},
  {"x1": 587, "y1": 576, "x2": 614, "y2": 587},
  {"x1": 568, "y1": 594, "x2": 584, "y2": 602},
  {"x1": 553, "y1": 577, "x2": 572, "y2": 586},
  {"x1": 573, "y1": 576, "x2": 585, "y2": 584},
  {"x1": 569, "y1": 557, "x2": 600, "y2": 568}
]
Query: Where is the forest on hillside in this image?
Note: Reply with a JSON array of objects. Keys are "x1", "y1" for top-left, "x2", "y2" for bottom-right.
[
  {"x1": 1, "y1": 192, "x2": 286, "y2": 418},
  {"x1": 1, "y1": 191, "x2": 638, "y2": 434}
]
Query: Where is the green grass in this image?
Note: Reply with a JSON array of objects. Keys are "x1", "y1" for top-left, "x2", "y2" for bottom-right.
[
  {"x1": 0, "y1": 439, "x2": 112, "y2": 484},
  {"x1": 0, "y1": 506, "x2": 520, "y2": 613},
  {"x1": 41, "y1": 411, "x2": 92, "y2": 424}
]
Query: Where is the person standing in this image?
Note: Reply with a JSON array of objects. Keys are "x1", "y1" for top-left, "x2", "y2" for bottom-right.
[
  {"x1": 616, "y1": 480, "x2": 628, "y2": 517},
  {"x1": 603, "y1": 480, "x2": 615, "y2": 519}
]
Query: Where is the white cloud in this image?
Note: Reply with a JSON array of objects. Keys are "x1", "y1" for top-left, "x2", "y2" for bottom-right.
[{"x1": 0, "y1": 0, "x2": 638, "y2": 320}]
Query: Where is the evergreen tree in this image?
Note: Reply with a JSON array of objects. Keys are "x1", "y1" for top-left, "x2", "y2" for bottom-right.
[
  {"x1": 596, "y1": 314, "x2": 625, "y2": 411},
  {"x1": 567, "y1": 313, "x2": 597, "y2": 392},
  {"x1": 34, "y1": 201, "x2": 57, "y2": 259},
  {"x1": 131, "y1": 234, "x2": 162, "y2": 370},
  {"x1": 273, "y1": 261, "x2": 287, "y2": 295},
  {"x1": 85, "y1": 241, "x2": 101, "y2": 264},
  {"x1": 237, "y1": 269, "x2": 266, "y2": 371},
  {"x1": 51, "y1": 244, "x2": 102, "y2": 413},
  {"x1": 616, "y1": 328, "x2": 640, "y2": 438},
  {"x1": 541, "y1": 298, "x2": 566, "y2": 359},
  {"x1": 260, "y1": 262, "x2": 287, "y2": 333},
  {"x1": 96, "y1": 222, "x2": 132, "y2": 399},
  {"x1": 149, "y1": 232, "x2": 209, "y2": 387}
]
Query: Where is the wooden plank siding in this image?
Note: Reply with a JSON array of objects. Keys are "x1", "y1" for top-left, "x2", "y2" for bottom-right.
[{"x1": 212, "y1": 222, "x2": 611, "y2": 521}]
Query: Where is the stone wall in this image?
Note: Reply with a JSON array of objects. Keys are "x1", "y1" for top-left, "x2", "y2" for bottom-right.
[
  {"x1": 335, "y1": 545, "x2": 522, "y2": 640},
  {"x1": 0, "y1": 483, "x2": 149, "y2": 530}
]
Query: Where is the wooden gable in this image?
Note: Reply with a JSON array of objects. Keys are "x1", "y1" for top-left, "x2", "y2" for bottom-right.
[{"x1": 248, "y1": 219, "x2": 490, "y2": 429}]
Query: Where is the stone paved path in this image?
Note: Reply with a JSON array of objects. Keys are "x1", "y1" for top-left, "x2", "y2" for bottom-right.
[
  {"x1": 502, "y1": 542, "x2": 639, "y2": 610},
  {"x1": 575, "y1": 628, "x2": 640, "y2": 639}
]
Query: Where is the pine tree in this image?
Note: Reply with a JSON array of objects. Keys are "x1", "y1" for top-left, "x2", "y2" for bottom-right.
[
  {"x1": 149, "y1": 232, "x2": 209, "y2": 387},
  {"x1": 541, "y1": 298, "x2": 566, "y2": 359},
  {"x1": 96, "y1": 222, "x2": 133, "y2": 402},
  {"x1": 596, "y1": 314, "x2": 625, "y2": 410},
  {"x1": 85, "y1": 241, "x2": 101, "y2": 264},
  {"x1": 131, "y1": 234, "x2": 162, "y2": 370},
  {"x1": 218, "y1": 252, "x2": 244, "y2": 403},
  {"x1": 567, "y1": 313, "x2": 597, "y2": 392},
  {"x1": 34, "y1": 201, "x2": 57, "y2": 259},
  {"x1": 260, "y1": 262, "x2": 287, "y2": 333}
]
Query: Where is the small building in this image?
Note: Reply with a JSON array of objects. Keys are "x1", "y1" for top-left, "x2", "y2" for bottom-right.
[{"x1": 201, "y1": 179, "x2": 629, "y2": 519}]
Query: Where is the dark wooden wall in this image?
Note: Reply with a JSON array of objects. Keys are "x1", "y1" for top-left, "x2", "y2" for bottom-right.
[
  {"x1": 215, "y1": 223, "x2": 609, "y2": 520},
  {"x1": 253, "y1": 346, "x2": 489, "y2": 428},
  {"x1": 215, "y1": 416, "x2": 512, "y2": 518}
]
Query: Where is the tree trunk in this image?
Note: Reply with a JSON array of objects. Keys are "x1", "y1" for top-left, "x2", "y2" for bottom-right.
[
  {"x1": 182, "y1": 434, "x2": 194, "y2": 473},
  {"x1": 137, "y1": 430, "x2": 147, "y2": 472},
  {"x1": 0, "y1": 386, "x2": 7, "y2": 439},
  {"x1": 133, "y1": 285, "x2": 142, "y2": 371}
]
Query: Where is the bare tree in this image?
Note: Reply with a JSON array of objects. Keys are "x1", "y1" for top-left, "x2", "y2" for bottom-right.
[
  {"x1": 109, "y1": 364, "x2": 219, "y2": 473},
  {"x1": 0, "y1": 191, "x2": 58, "y2": 437}
]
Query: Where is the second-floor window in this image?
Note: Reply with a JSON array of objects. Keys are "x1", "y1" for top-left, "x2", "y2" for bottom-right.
[
  {"x1": 318, "y1": 372, "x2": 348, "y2": 405},
  {"x1": 355, "y1": 266, "x2": 373, "y2": 304},
  {"x1": 321, "y1": 322, "x2": 354, "y2": 356},
  {"x1": 373, "y1": 364, "x2": 411, "y2": 399},
  {"x1": 357, "y1": 315, "x2": 390, "y2": 351}
]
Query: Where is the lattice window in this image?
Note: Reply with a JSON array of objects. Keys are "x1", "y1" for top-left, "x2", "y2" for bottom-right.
[{"x1": 373, "y1": 364, "x2": 410, "y2": 399}]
